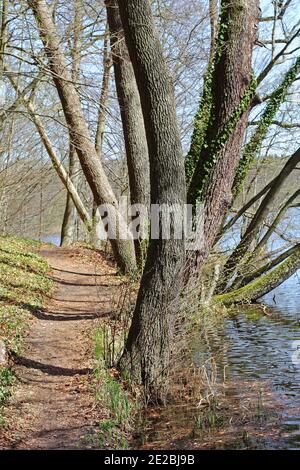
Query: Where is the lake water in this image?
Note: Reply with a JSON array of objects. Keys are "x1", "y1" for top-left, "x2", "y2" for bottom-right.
[
  {"x1": 193, "y1": 271, "x2": 300, "y2": 449},
  {"x1": 41, "y1": 234, "x2": 61, "y2": 246}
]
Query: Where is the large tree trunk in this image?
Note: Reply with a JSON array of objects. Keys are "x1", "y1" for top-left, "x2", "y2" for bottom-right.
[
  {"x1": 117, "y1": 0, "x2": 186, "y2": 401},
  {"x1": 186, "y1": 0, "x2": 260, "y2": 277},
  {"x1": 28, "y1": 0, "x2": 136, "y2": 273},
  {"x1": 106, "y1": 0, "x2": 150, "y2": 264}
]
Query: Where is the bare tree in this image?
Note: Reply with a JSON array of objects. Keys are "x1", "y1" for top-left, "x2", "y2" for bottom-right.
[
  {"x1": 106, "y1": 0, "x2": 150, "y2": 264},
  {"x1": 117, "y1": 0, "x2": 186, "y2": 401},
  {"x1": 28, "y1": 0, "x2": 136, "y2": 273},
  {"x1": 60, "y1": 0, "x2": 82, "y2": 247}
]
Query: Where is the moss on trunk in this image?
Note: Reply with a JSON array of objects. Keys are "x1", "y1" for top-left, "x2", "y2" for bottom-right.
[{"x1": 214, "y1": 246, "x2": 300, "y2": 304}]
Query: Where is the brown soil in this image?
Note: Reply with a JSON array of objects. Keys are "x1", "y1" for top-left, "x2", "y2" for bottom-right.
[{"x1": 0, "y1": 246, "x2": 118, "y2": 450}]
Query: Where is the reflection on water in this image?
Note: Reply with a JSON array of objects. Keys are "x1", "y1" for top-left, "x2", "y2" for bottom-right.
[{"x1": 194, "y1": 271, "x2": 300, "y2": 449}]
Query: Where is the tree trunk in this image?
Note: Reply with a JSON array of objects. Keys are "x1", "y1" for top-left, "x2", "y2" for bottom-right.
[
  {"x1": 117, "y1": 0, "x2": 186, "y2": 401},
  {"x1": 95, "y1": 23, "x2": 111, "y2": 158},
  {"x1": 60, "y1": 145, "x2": 80, "y2": 246},
  {"x1": 106, "y1": 0, "x2": 150, "y2": 264},
  {"x1": 214, "y1": 244, "x2": 300, "y2": 304},
  {"x1": 185, "y1": 0, "x2": 219, "y2": 184},
  {"x1": 61, "y1": 0, "x2": 82, "y2": 247},
  {"x1": 238, "y1": 243, "x2": 300, "y2": 289},
  {"x1": 219, "y1": 177, "x2": 275, "y2": 238},
  {"x1": 92, "y1": 23, "x2": 111, "y2": 250},
  {"x1": 6, "y1": 70, "x2": 93, "y2": 232},
  {"x1": 89, "y1": 201, "x2": 103, "y2": 249},
  {"x1": 247, "y1": 189, "x2": 300, "y2": 261},
  {"x1": 28, "y1": 0, "x2": 136, "y2": 273},
  {"x1": 0, "y1": 0, "x2": 8, "y2": 80},
  {"x1": 60, "y1": 192, "x2": 76, "y2": 246},
  {"x1": 209, "y1": 0, "x2": 218, "y2": 53},
  {"x1": 186, "y1": 0, "x2": 260, "y2": 278}
]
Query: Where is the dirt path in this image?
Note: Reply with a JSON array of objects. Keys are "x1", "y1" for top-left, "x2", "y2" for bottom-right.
[{"x1": 1, "y1": 246, "x2": 117, "y2": 449}]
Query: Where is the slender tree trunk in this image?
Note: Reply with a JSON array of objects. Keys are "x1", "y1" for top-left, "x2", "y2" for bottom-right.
[
  {"x1": 60, "y1": 146, "x2": 80, "y2": 246},
  {"x1": 28, "y1": 0, "x2": 136, "y2": 273},
  {"x1": 227, "y1": 188, "x2": 300, "y2": 290},
  {"x1": 218, "y1": 146, "x2": 300, "y2": 291},
  {"x1": 91, "y1": 23, "x2": 111, "y2": 249},
  {"x1": 232, "y1": 56, "x2": 300, "y2": 199},
  {"x1": 95, "y1": 24, "x2": 111, "y2": 158},
  {"x1": 239, "y1": 242, "x2": 300, "y2": 289},
  {"x1": 219, "y1": 178, "x2": 276, "y2": 238},
  {"x1": 209, "y1": 0, "x2": 218, "y2": 53},
  {"x1": 89, "y1": 202, "x2": 102, "y2": 249},
  {"x1": 0, "y1": 0, "x2": 8, "y2": 80},
  {"x1": 61, "y1": 193, "x2": 75, "y2": 246},
  {"x1": 106, "y1": 0, "x2": 150, "y2": 264},
  {"x1": 247, "y1": 189, "x2": 300, "y2": 261},
  {"x1": 117, "y1": 0, "x2": 186, "y2": 401},
  {"x1": 6, "y1": 70, "x2": 93, "y2": 232},
  {"x1": 214, "y1": 244, "x2": 300, "y2": 304},
  {"x1": 61, "y1": 0, "x2": 82, "y2": 247}
]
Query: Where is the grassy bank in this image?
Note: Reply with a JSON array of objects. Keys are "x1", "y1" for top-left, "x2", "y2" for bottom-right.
[
  {"x1": 0, "y1": 236, "x2": 52, "y2": 424},
  {"x1": 91, "y1": 326, "x2": 138, "y2": 449}
]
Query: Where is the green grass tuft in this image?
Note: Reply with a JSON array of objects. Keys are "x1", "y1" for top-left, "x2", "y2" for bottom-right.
[{"x1": 92, "y1": 326, "x2": 137, "y2": 449}]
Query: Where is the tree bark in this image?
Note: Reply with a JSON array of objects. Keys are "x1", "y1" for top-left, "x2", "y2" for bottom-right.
[
  {"x1": 106, "y1": 0, "x2": 150, "y2": 264},
  {"x1": 28, "y1": 0, "x2": 136, "y2": 273},
  {"x1": 186, "y1": 0, "x2": 260, "y2": 278},
  {"x1": 185, "y1": 0, "x2": 219, "y2": 185},
  {"x1": 117, "y1": 0, "x2": 186, "y2": 401},
  {"x1": 187, "y1": 0, "x2": 259, "y2": 206}
]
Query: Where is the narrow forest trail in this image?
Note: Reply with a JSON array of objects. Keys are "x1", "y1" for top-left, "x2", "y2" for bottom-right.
[{"x1": 1, "y1": 246, "x2": 117, "y2": 449}]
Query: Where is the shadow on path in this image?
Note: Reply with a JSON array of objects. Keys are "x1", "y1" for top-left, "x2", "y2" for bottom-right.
[
  {"x1": 51, "y1": 267, "x2": 111, "y2": 277},
  {"x1": 31, "y1": 308, "x2": 111, "y2": 321},
  {"x1": 11, "y1": 353, "x2": 93, "y2": 376}
]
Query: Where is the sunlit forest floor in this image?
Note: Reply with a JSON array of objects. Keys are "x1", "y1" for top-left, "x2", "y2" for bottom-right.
[{"x1": 0, "y1": 240, "x2": 130, "y2": 449}]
